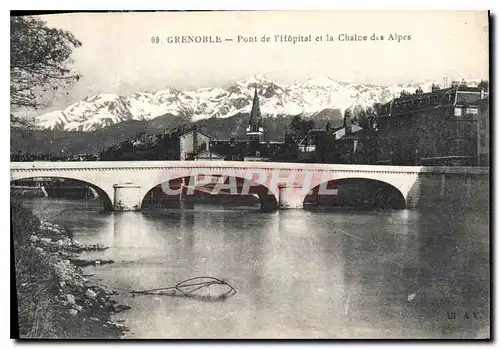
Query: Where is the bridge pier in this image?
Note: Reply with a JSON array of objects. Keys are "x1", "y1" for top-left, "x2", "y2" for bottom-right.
[
  {"x1": 113, "y1": 183, "x2": 142, "y2": 211},
  {"x1": 278, "y1": 184, "x2": 305, "y2": 209}
]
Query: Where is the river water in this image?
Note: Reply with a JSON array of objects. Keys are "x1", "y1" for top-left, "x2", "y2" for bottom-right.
[{"x1": 17, "y1": 197, "x2": 490, "y2": 339}]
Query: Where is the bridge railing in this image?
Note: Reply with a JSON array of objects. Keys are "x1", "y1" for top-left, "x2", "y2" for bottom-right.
[{"x1": 10, "y1": 161, "x2": 489, "y2": 175}]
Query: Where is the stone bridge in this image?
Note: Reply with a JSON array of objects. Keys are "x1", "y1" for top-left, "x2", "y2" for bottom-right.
[{"x1": 10, "y1": 161, "x2": 489, "y2": 212}]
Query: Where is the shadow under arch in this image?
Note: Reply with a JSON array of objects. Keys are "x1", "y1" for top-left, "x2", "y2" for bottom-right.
[
  {"x1": 11, "y1": 176, "x2": 114, "y2": 212},
  {"x1": 141, "y1": 175, "x2": 278, "y2": 212},
  {"x1": 304, "y1": 177, "x2": 406, "y2": 210}
]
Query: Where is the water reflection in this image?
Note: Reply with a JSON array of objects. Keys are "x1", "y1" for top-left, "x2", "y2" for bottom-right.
[
  {"x1": 16, "y1": 198, "x2": 489, "y2": 339},
  {"x1": 409, "y1": 209, "x2": 490, "y2": 339}
]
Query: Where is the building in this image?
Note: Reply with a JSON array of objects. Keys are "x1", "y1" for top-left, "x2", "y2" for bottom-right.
[
  {"x1": 331, "y1": 128, "x2": 377, "y2": 164},
  {"x1": 296, "y1": 129, "x2": 329, "y2": 162},
  {"x1": 377, "y1": 82, "x2": 487, "y2": 166},
  {"x1": 331, "y1": 122, "x2": 363, "y2": 141},
  {"x1": 178, "y1": 127, "x2": 212, "y2": 160},
  {"x1": 293, "y1": 113, "x2": 376, "y2": 164},
  {"x1": 210, "y1": 139, "x2": 246, "y2": 161},
  {"x1": 477, "y1": 97, "x2": 489, "y2": 166},
  {"x1": 325, "y1": 115, "x2": 376, "y2": 164},
  {"x1": 98, "y1": 125, "x2": 212, "y2": 161}
]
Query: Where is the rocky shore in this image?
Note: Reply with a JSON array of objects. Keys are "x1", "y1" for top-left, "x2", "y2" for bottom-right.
[{"x1": 12, "y1": 202, "x2": 129, "y2": 339}]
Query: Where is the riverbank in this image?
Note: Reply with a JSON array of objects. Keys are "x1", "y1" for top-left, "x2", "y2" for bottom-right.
[{"x1": 12, "y1": 202, "x2": 129, "y2": 339}]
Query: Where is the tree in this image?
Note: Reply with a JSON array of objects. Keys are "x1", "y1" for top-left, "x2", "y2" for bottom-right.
[
  {"x1": 314, "y1": 131, "x2": 334, "y2": 163},
  {"x1": 343, "y1": 109, "x2": 353, "y2": 128},
  {"x1": 372, "y1": 102, "x2": 383, "y2": 115},
  {"x1": 301, "y1": 119, "x2": 315, "y2": 136},
  {"x1": 290, "y1": 115, "x2": 303, "y2": 136},
  {"x1": 289, "y1": 115, "x2": 315, "y2": 140},
  {"x1": 356, "y1": 106, "x2": 377, "y2": 130},
  {"x1": 10, "y1": 16, "x2": 82, "y2": 120},
  {"x1": 343, "y1": 108, "x2": 352, "y2": 119}
]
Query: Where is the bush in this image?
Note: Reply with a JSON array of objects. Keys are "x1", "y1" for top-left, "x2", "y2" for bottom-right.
[
  {"x1": 11, "y1": 202, "x2": 40, "y2": 247},
  {"x1": 12, "y1": 202, "x2": 63, "y2": 338}
]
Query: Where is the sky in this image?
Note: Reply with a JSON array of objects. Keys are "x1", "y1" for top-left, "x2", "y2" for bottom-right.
[{"x1": 36, "y1": 10, "x2": 489, "y2": 112}]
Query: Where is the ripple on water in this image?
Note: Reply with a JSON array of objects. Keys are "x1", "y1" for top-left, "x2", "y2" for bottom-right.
[{"x1": 17, "y1": 198, "x2": 490, "y2": 339}]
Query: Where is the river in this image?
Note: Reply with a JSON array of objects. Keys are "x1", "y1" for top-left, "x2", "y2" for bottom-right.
[{"x1": 15, "y1": 197, "x2": 490, "y2": 339}]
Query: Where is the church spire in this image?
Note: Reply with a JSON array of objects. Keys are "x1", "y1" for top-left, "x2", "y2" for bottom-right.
[
  {"x1": 249, "y1": 86, "x2": 261, "y2": 131},
  {"x1": 246, "y1": 86, "x2": 264, "y2": 141}
]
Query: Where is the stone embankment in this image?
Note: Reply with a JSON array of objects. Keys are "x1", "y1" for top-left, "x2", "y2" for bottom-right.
[{"x1": 12, "y1": 203, "x2": 130, "y2": 338}]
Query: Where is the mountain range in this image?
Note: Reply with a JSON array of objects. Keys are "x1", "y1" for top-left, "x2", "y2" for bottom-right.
[{"x1": 35, "y1": 75, "x2": 481, "y2": 132}]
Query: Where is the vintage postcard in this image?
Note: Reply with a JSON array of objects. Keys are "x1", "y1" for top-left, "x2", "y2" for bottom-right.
[{"x1": 10, "y1": 10, "x2": 490, "y2": 339}]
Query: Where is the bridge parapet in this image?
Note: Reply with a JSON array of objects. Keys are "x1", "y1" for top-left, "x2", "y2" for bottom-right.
[{"x1": 10, "y1": 160, "x2": 488, "y2": 173}]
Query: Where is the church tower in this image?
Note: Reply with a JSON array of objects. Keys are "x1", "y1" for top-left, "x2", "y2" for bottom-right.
[{"x1": 246, "y1": 87, "x2": 264, "y2": 143}]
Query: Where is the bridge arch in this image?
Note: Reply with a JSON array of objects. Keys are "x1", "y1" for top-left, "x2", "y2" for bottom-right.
[
  {"x1": 10, "y1": 175, "x2": 114, "y2": 212},
  {"x1": 305, "y1": 177, "x2": 407, "y2": 210},
  {"x1": 140, "y1": 172, "x2": 279, "y2": 211}
]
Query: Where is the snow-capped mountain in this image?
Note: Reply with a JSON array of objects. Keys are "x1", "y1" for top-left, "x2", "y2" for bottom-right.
[{"x1": 36, "y1": 75, "x2": 482, "y2": 132}]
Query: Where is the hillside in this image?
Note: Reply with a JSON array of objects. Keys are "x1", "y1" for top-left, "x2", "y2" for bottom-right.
[{"x1": 11, "y1": 111, "x2": 344, "y2": 156}]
